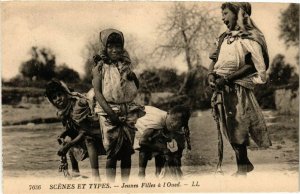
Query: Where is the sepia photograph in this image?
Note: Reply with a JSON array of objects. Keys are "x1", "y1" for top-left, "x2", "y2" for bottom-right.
[{"x1": 1, "y1": 1, "x2": 299, "y2": 193}]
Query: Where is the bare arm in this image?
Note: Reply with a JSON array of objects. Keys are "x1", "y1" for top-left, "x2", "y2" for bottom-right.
[
  {"x1": 207, "y1": 61, "x2": 217, "y2": 88},
  {"x1": 58, "y1": 130, "x2": 69, "y2": 139},
  {"x1": 57, "y1": 131, "x2": 85, "y2": 156},
  {"x1": 216, "y1": 53, "x2": 256, "y2": 87},
  {"x1": 226, "y1": 53, "x2": 256, "y2": 82},
  {"x1": 140, "y1": 129, "x2": 168, "y2": 153}
]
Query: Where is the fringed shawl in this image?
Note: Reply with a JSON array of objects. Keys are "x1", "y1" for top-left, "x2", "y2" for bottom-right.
[{"x1": 210, "y1": 2, "x2": 269, "y2": 70}]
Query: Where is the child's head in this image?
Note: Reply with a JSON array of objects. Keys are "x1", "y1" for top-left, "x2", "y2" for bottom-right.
[
  {"x1": 221, "y1": 3, "x2": 238, "y2": 31},
  {"x1": 221, "y1": 2, "x2": 252, "y2": 31},
  {"x1": 45, "y1": 80, "x2": 70, "y2": 109},
  {"x1": 99, "y1": 29, "x2": 124, "y2": 62},
  {"x1": 165, "y1": 105, "x2": 191, "y2": 132}
]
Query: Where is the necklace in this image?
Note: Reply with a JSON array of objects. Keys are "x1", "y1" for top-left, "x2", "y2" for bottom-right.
[
  {"x1": 226, "y1": 35, "x2": 238, "y2": 44},
  {"x1": 226, "y1": 29, "x2": 241, "y2": 45}
]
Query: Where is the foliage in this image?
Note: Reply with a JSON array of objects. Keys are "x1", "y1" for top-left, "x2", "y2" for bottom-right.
[
  {"x1": 268, "y1": 54, "x2": 295, "y2": 86},
  {"x1": 6, "y1": 76, "x2": 48, "y2": 88},
  {"x1": 150, "y1": 2, "x2": 221, "y2": 109},
  {"x1": 254, "y1": 81, "x2": 276, "y2": 109},
  {"x1": 279, "y1": 4, "x2": 299, "y2": 48},
  {"x1": 18, "y1": 46, "x2": 81, "y2": 84},
  {"x1": 155, "y1": 68, "x2": 182, "y2": 91},
  {"x1": 255, "y1": 54, "x2": 298, "y2": 109},
  {"x1": 178, "y1": 65, "x2": 211, "y2": 109},
  {"x1": 139, "y1": 70, "x2": 161, "y2": 92},
  {"x1": 19, "y1": 59, "x2": 41, "y2": 80},
  {"x1": 139, "y1": 67, "x2": 211, "y2": 110},
  {"x1": 19, "y1": 47, "x2": 56, "y2": 81},
  {"x1": 155, "y1": 2, "x2": 221, "y2": 70},
  {"x1": 139, "y1": 68, "x2": 182, "y2": 93},
  {"x1": 55, "y1": 64, "x2": 80, "y2": 83},
  {"x1": 82, "y1": 34, "x2": 100, "y2": 83},
  {"x1": 19, "y1": 47, "x2": 57, "y2": 81}
]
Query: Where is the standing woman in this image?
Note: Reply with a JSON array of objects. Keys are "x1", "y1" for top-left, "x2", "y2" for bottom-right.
[{"x1": 208, "y1": 2, "x2": 272, "y2": 175}]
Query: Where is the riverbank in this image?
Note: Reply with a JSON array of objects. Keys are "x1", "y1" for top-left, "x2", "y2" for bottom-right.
[
  {"x1": 2, "y1": 103, "x2": 58, "y2": 126},
  {"x1": 2, "y1": 107, "x2": 298, "y2": 192},
  {"x1": 3, "y1": 104, "x2": 298, "y2": 175}
]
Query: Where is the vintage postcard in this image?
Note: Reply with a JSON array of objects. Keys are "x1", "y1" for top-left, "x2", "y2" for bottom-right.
[{"x1": 1, "y1": 1, "x2": 299, "y2": 193}]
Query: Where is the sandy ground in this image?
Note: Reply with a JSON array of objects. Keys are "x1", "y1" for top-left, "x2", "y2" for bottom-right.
[{"x1": 2, "y1": 104, "x2": 299, "y2": 192}]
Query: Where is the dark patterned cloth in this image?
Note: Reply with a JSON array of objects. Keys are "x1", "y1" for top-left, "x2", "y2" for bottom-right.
[
  {"x1": 211, "y1": 85, "x2": 272, "y2": 147},
  {"x1": 98, "y1": 103, "x2": 145, "y2": 159},
  {"x1": 58, "y1": 98, "x2": 106, "y2": 156}
]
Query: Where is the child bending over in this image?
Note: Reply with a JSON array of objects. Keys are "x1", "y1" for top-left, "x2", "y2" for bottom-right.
[
  {"x1": 135, "y1": 105, "x2": 191, "y2": 179},
  {"x1": 45, "y1": 79, "x2": 105, "y2": 181}
]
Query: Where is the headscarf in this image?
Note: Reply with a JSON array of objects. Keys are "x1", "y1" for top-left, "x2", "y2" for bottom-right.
[
  {"x1": 228, "y1": 2, "x2": 269, "y2": 69},
  {"x1": 210, "y1": 2, "x2": 269, "y2": 69},
  {"x1": 45, "y1": 80, "x2": 86, "y2": 103},
  {"x1": 98, "y1": 28, "x2": 131, "y2": 65},
  {"x1": 45, "y1": 79, "x2": 90, "y2": 122}
]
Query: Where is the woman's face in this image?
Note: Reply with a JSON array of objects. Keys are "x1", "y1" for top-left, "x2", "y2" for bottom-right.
[
  {"x1": 51, "y1": 92, "x2": 68, "y2": 109},
  {"x1": 222, "y1": 7, "x2": 237, "y2": 30},
  {"x1": 106, "y1": 42, "x2": 123, "y2": 62}
]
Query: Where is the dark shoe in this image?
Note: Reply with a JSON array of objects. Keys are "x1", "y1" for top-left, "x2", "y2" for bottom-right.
[
  {"x1": 237, "y1": 162, "x2": 253, "y2": 174},
  {"x1": 232, "y1": 143, "x2": 254, "y2": 174},
  {"x1": 246, "y1": 161, "x2": 254, "y2": 172}
]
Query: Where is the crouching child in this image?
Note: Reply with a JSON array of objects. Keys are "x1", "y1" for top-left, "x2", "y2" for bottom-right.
[{"x1": 45, "y1": 79, "x2": 106, "y2": 181}]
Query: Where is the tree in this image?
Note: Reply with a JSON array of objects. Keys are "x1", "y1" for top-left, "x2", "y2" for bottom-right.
[
  {"x1": 55, "y1": 64, "x2": 80, "y2": 83},
  {"x1": 156, "y1": 68, "x2": 181, "y2": 91},
  {"x1": 139, "y1": 70, "x2": 161, "y2": 92},
  {"x1": 279, "y1": 4, "x2": 299, "y2": 64},
  {"x1": 254, "y1": 54, "x2": 297, "y2": 109},
  {"x1": 269, "y1": 54, "x2": 295, "y2": 86},
  {"x1": 178, "y1": 64, "x2": 211, "y2": 109},
  {"x1": 19, "y1": 46, "x2": 56, "y2": 81},
  {"x1": 155, "y1": 2, "x2": 221, "y2": 71},
  {"x1": 279, "y1": 4, "x2": 299, "y2": 48},
  {"x1": 82, "y1": 33, "x2": 100, "y2": 83},
  {"x1": 153, "y1": 2, "x2": 221, "y2": 105},
  {"x1": 38, "y1": 47, "x2": 56, "y2": 80},
  {"x1": 19, "y1": 59, "x2": 41, "y2": 80}
]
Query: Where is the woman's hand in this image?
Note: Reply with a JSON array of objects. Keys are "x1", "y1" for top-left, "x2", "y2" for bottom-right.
[
  {"x1": 208, "y1": 74, "x2": 216, "y2": 88},
  {"x1": 215, "y1": 77, "x2": 228, "y2": 89},
  {"x1": 108, "y1": 113, "x2": 122, "y2": 126}
]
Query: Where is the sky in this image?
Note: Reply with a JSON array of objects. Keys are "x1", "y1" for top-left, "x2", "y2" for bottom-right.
[{"x1": 1, "y1": 1, "x2": 298, "y2": 80}]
